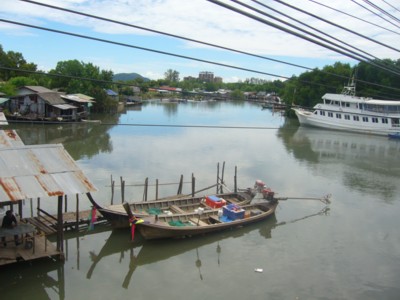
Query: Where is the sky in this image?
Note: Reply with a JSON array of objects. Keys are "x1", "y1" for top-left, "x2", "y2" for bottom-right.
[{"x1": 0, "y1": 0, "x2": 400, "y2": 83}]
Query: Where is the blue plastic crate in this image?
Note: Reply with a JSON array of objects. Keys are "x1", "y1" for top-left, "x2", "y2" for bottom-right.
[{"x1": 223, "y1": 205, "x2": 245, "y2": 220}]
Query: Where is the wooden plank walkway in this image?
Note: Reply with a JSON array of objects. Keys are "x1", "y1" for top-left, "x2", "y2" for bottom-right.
[
  {"x1": 0, "y1": 235, "x2": 61, "y2": 267},
  {"x1": 25, "y1": 209, "x2": 106, "y2": 235}
]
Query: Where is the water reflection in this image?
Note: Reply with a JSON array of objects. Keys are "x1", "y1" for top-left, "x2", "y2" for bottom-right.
[
  {"x1": 0, "y1": 259, "x2": 65, "y2": 300},
  {"x1": 85, "y1": 215, "x2": 278, "y2": 287},
  {"x1": 278, "y1": 125, "x2": 400, "y2": 202},
  {"x1": 6, "y1": 122, "x2": 114, "y2": 161}
]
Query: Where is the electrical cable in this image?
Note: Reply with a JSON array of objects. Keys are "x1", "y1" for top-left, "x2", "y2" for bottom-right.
[
  {"x1": 247, "y1": 0, "x2": 400, "y2": 75},
  {"x1": 307, "y1": 0, "x2": 400, "y2": 36},
  {"x1": 17, "y1": 0, "x2": 396, "y2": 86},
  {"x1": 271, "y1": 0, "x2": 400, "y2": 52},
  {"x1": 207, "y1": 0, "x2": 400, "y2": 77}
]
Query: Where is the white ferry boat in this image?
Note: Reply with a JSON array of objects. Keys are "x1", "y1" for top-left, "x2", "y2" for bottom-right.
[{"x1": 292, "y1": 84, "x2": 400, "y2": 136}]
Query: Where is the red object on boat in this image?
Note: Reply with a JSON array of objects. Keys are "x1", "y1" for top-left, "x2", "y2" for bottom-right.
[
  {"x1": 205, "y1": 196, "x2": 226, "y2": 208},
  {"x1": 262, "y1": 188, "x2": 275, "y2": 200}
]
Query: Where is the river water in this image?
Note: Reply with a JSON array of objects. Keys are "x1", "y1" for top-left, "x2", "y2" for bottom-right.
[{"x1": 1, "y1": 100, "x2": 400, "y2": 300}]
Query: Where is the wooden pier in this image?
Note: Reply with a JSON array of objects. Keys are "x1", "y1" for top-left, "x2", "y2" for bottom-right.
[{"x1": 0, "y1": 209, "x2": 107, "y2": 267}]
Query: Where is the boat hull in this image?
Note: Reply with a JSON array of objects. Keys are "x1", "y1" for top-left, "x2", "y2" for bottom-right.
[
  {"x1": 94, "y1": 190, "x2": 256, "y2": 229},
  {"x1": 137, "y1": 201, "x2": 278, "y2": 240},
  {"x1": 293, "y1": 108, "x2": 399, "y2": 136}
]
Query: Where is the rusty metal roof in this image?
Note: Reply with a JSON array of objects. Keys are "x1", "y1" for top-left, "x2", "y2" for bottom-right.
[
  {"x1": 0, "y1": 112, "x2": 8, "y2": 126},
  {"x1": 0, "y1": 130, "x2": 97, "y2": 202}
]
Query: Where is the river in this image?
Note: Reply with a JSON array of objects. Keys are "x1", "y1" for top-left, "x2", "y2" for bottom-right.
[{"x1": 1, "y1": 100, "x2": 400, "y2": 300}]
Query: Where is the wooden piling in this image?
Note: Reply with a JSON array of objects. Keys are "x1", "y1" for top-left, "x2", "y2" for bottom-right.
[
  {"x1": 75, "y1": 194, "x2": 79, "y2": 231},
  {"x1": 120, "y1": 176, "x2": 125, "y2": 203},
  {"x1": 220, "y1": 161, "x2": 225, "y2": 193},
  {"x1": 216, "y1": 163, "x2": 220, "y2": 194},
  {"x1": 156, "y1": 179, "x2": 159, "y2": 200},
  {"x1": 56, "y1": 195, "x2": 64, "y2": 253},
  {"x1": 111, "y1": 175, "x2": 115, "y2": 205},
  {"x1": 192, "y1": 173, "x2": 195, "y2": 197},
  {"x1": 234, "y1": 166, "x2": 237, "y2": 193},
  {"x1": 143, "y1": 177, "x2": 148, "y2": 201},
  {"x1": 177, "y1": 175, "x2": 183, "y2": 194}
]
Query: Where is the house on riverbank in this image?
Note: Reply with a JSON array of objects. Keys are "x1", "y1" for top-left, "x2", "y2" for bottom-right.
[{"x1": 5, "y1": 86, "x2": 95, "y2": 122}]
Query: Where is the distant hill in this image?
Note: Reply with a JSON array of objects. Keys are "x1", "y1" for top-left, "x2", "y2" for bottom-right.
[{"x1": 113, "y1": 73, "x2": 150, "y2": 82}]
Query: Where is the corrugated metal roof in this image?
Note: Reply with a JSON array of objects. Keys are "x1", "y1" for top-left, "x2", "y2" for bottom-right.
[
  {"x1": 0, "y1": 112, "x2": 8, "y2": 126},
  {"x1": 52, "y1": 104, "x2": 77, "y2": 110},
  {"x1": 39, "y1": 92, "x2": 66, "y2": 105},
  {"x1": 0, "y1": 135, "x2": 97, "y2": 202},
  {"x1": 61, "y1": 94, "x2": 95, "y2": 103},
  {"x1": 0, "y1": 130, "x2": 24, "y2": 148},
  {"x1": 21, "y1": 86, "x2": 54, "y2": 94}
]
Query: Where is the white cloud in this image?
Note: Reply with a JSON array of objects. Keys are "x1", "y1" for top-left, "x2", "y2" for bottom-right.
[{"x1": 1, "y1": 0, "x2": 399, "y2": 79}]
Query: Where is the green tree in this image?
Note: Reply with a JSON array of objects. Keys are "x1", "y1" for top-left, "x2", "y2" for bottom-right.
[
  {"x1": 164, "y1": 69, "x2": 180, "y2": 83},
  {"x1": 0, "y1": 45, "x2": 37, "y2": 81}
]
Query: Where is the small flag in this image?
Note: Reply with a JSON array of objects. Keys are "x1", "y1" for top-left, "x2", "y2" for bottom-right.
[{"x1": 88, "y1": 206, "x2": 97, "y2": 231}]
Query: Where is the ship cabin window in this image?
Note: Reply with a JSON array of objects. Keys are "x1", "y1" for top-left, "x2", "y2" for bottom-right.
[
  {"x1": 354, "y1": 116, "x2": 359, "y2": 121},
  {"x1": 344, "y1": 115, "x2": 350, "y2": 120},
  {"x1": 336, "y1": 113, "x2": 342, "y2": 119},
  {"x1": 334, "y1": 101, "x2": 340, "y2": 106},
  {"x1": 372, "y1": 117, "x2": 379, "y2": 123},
  {"x1": 382, "y1": 118, "x2": 388, "y2": 124},
  {"x1": 328, "y1": 112, "x2": 333, "y2": 117},
  {"x1": 344, "y1": 102, "x2": 350, "y2": 108},
  {"x1": 319, "y1": 111, "x2": 325, "y2": 116},
  {"x1": 362, "y1": 117, "x2": 369, "y2": 122}
]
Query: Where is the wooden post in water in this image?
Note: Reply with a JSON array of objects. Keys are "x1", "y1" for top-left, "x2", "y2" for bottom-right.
[
  {"x1": 56, "y1": 195, "x2": 64, "y2": 254},
  {"x1": 155, "y1": 179, "x2": 159, "y2": 200},
  {"x1": 37, "y1": 197, "x2": 41, "y2": 217},
  {"x1": 220, "y1": 161, "x2": 225, "y2": 194},
  {"x1": 30, "y1": 198, "x2": 33, "y2": 217},
  {"x1": 192, "y1": 173, "x2": 195, "y2": 197},
  {"x1": 216, "y1": 162, "x2": 220, "y2": 194},
  {"x1": 75, "y1": 194, "x2": 79, "y2": 231},
  {"x1": 64, "y1": 195, "x2": 68, "y2": 213},
  {"x1": 234, "y1": 166, "x2": 237, "y2": 193},
  {"x1": 144, "y1": 177, "x2": 149, "y2": 201},
  {"x1": 177, "y1": 175, "x2": 183, "y2": 195},
  {"x1": 18, "y1": 200, "x2": 23, "y2": 219},
  {"x1": 111, "y1": 175, "x2": 115, "y2": 205},
  {"x1": 120, "y1": 176, "x2": 125, "y2": 203}
]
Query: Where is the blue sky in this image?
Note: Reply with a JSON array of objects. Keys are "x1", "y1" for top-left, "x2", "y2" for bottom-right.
[{"x1": 1, "y1": 0, "x2": 399, "y2": 82}]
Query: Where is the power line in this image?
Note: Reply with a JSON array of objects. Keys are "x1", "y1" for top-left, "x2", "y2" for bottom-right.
[
  {"x1": 248, "y1": 0, "x2": 400, "y2": 75},
  {"x1": 207, "y1": 0, "x2": 400, "y2": 77},
  {"x1": 363, "y1": 0, "x2": 400, "y2": 24},
  {"x1": 17, "y1": 0, "x2": 390, "y2": 87},
  {"x1": 351, "y1": 0, "x2": 399, "y2": 29},
  {"x1": 18, "y1": 0, "x2": 310, "y2": 74},
  {"x1": 381, "y1": 0, "x2": 400, "y2": 15},
  {"x1": 0, "y1": 18, "x2": 290, "y2": 81},
  {"x1": 307, "y1": 0, "x2": 400, "y2": 36},
  {"x1": 270, "y1": 0, "x2": 400, "y2": 53}
]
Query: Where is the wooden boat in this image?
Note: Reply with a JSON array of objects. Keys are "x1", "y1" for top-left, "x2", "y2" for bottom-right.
[
  {"x1": 87, "y1": 188, "x2": 257, "y2": 229},
  {"x1": 136, "y1": 200, "x2": 278, "y2": 240}
]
